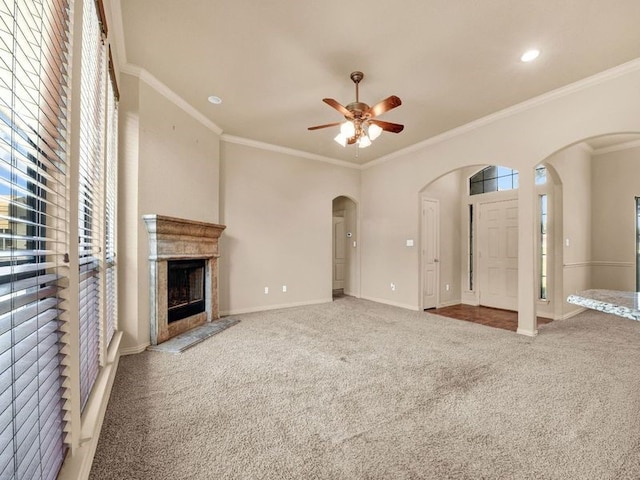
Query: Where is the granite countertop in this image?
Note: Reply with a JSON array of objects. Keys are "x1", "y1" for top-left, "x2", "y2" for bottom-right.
[{"x1": 567, "y1": 289, "x2": 640, "y2": 322}]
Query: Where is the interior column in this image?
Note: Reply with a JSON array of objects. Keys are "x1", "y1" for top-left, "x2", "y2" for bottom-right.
[{"x1": 517, "y1": 166, "x2": 537, "y2": 336}]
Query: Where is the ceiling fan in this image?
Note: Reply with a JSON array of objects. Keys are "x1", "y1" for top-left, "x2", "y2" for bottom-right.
[{"x1": 308, "y1": 71, "x2": 404, "y2": 148}]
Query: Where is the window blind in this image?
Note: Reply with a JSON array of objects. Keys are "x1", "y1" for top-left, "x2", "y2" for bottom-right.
[
  {"x1": 78, "y1": 0, "x2": 105, "y2": 411},
  {"x1": 0, "y1": 0, "x2": 71, "y2": 478}
]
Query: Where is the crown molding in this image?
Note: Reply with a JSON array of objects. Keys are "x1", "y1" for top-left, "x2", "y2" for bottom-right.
[
  {"x1": 592, "y1": 138, "x2": 640, "y2": 156},
  {"x1": 220, "y1": 135, "x2": 361, "y2": 169},
  {"x1": 363, "y1": 57, "x2": 640, "y2": 169},
  {"x1": 120, "y1": 63, "x2": 224, "y2": 135},
  {"x1": 120, "y1": 64, "x2": 356, "y2": 169}
]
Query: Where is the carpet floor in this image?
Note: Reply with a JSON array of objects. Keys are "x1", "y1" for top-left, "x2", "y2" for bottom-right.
[{"x1": 90, "y1": 297, "x2": 640, "y2": 480}]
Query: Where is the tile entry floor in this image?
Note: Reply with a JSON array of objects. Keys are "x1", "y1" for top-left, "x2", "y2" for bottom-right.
[{"x1": 429, "y1": 304, "x2": 553, "y2": 332}]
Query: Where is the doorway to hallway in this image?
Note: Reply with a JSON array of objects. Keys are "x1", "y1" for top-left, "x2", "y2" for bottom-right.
[{"x1": 332, "y1": 196, "x2": 359, "y2": 299}]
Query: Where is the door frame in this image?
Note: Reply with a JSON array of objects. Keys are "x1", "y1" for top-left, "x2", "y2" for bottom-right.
[{"x1": 420, "y1": 197, "x2": 440, "y2": 310}]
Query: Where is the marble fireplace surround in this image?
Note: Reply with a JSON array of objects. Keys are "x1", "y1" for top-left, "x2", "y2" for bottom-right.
[{"x1": 143, "y1": 215, "x2": 226, "y2": 345}]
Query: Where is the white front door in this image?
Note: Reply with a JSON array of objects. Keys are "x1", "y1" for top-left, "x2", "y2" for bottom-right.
[
  {"x1": 422, "y1": 198, "x2": 439, "y2": 309},
  {"x1": 478, "y1": 199, "x2": 518, "y2": 310},
  {"x1": 333, "y1": 216, "x2": 346, "y2": 290}
]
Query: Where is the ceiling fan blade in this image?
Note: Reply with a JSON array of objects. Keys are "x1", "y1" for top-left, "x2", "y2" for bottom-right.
[
  {"x1": 323, "y1": 98, "x2": 352, "y2": 117},
  {"x1": 307, "y1": 122, "x2": 342, "y2": 131},
  {"x1": 368, "y1": 95, "x2": 402, "y2": 118},
  {"x1": 369, "y1": 119, "x2": 404, "y2": 133}
]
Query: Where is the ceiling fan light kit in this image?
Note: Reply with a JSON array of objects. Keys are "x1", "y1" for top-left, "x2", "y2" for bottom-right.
[{"x1": 308, "y1": 71, "x2": 404, "y2": 148}]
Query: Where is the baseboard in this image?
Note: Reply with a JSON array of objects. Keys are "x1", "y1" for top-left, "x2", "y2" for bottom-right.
[
  {"x1": 516, "y1": 327, "x2": 538, "y2": 337},
  {"x1": 220, "y1": 298, "x2": 333, "y2": 316},
  {"x1": 560, "y1": 307, "x2": 587, "y2": 320},
  {"x1": 120, "y1": 342, "x2": 151, "y2": 356},
  {"x1": 437, "y1": 300, "x2": 460, "y2": 308},
  {"x1": 360, "y1": 296, "x2": 420, "y2": 312},
  {"x1": 58, "y1": 332, "x2": 123, "y2": 480}
]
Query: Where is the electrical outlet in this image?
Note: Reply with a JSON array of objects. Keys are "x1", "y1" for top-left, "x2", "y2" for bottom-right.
[
  {"x1": 446, "y1": 284, "x2": 450, "y2": 291},
  {"x1": 390, "y1": 282, "x2": 396, "y2": 291},
  {"x1": 264, "y1": 287, "x2": 269, "y2": 294},
  {"x1": 282, "y1": 285, "x2": 287, "y2": 293}
]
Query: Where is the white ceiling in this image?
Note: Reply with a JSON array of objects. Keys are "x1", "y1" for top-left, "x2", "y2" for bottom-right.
[{"x1": 117, "y1": 0, "x2": 640, "y2": 165}]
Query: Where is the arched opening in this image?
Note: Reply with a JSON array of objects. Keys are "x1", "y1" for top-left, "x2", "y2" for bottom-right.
[
  {"x1": 416, "y1": 134, "x2": 640, "y2": 334},
  {"x1": 536, "y1": 132, "x2": 640, "y2": 322},
  {"x1": 420, "y1": 165, "x2": 518, "y2": 311},
  {"x1": 332, "y1": 196, "x2": 359, "y2": 299},
  {"x1": 419, "y1": 164, "x2": 522, "y2": 311}
]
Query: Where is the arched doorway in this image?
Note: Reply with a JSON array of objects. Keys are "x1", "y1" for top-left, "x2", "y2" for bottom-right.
[
  {"x1": 535, "y1": 133, "x2": 640, "y2": 322},
  {"x1": 332, "y1": 196, "x2": 359, "y2": 299},
  {"x1": 419, "y1": 165, "x2": 522, "y2": 312}
]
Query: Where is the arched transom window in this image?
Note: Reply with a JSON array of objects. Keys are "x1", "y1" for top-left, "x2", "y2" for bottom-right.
[{"x1": 469, "y1": 166, "x2": 519, "y2": 195}]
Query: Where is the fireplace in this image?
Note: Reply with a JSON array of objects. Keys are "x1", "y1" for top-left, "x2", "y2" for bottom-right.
[
  {"x1": 143, "y1": 215, "x2": 226, "y2": 345},
  {"x1": 168, "y1": 259, "x2": 206, "y2": 322}
]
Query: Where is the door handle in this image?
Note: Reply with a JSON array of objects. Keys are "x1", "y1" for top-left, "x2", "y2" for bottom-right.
[{"x1": 434, "y1": 259, "x2": 439, "y2": 263}]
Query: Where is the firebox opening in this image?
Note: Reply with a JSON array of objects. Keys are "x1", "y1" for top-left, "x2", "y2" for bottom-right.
[{"x1": 167, "y1": 259, "x2": 206, "y2": 323}]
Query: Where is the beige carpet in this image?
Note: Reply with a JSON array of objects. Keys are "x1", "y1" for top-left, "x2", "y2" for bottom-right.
[{"x1": 90, "y1": 297, "x2": 640, "y2": 479}]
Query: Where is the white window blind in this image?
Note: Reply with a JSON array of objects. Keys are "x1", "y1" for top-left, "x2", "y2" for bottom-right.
[
  {"x1": 78, "y1": 0, "x2": 105, "y2": 411},
  {"x1": 0, "y1": 0, "x2": 71, "y2": 478}
]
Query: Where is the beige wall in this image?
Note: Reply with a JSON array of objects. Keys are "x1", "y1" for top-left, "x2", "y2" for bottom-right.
[
  {"x1": 219, "y1": 141, "x2": 360, "y2": 315},
  {"x1": 119, "y1": 74, "x2": 221, "y2": 352},
  {"x1": 591, "y1": 144, "x2": 640, "y2": 290},
  {"x1": 546, "y1": 144, "x2": 593, "y2": 318}
]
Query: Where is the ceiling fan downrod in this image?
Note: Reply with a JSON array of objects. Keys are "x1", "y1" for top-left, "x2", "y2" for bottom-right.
[{"x1": 350, "y1": 71, "x2": 364, "y2": 103}]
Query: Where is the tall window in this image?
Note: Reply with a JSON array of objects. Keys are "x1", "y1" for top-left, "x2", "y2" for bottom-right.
[
  {"x1": 78, "y1": 0, "x2": 106, "y2": 411},
  {"x1": 468, "y1": 204, "x2": 474, "y2": 290},
  {"x1": 0, "y1": 0, "x2": 71, "y2": 478},
  {"x1": 539, "y1": 194, "x2": 548, "y2": 300},
  {"x1": 535, "y1": 165, "x2": 547, "y2": 185},
  {"x1": 636, "y1": 197, "x2": 640, "y2": 292},
  {"x1": 536, "y1": 165, "x2": 548, "y2": 300}
]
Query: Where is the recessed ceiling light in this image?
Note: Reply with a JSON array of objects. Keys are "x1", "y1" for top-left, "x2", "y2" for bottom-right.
[
  {"x1": 208, "y1": 95, "x2": 222, "y2": 105},
  {"x1": 520, "y1": 49, "x2": 540, "y2": 63}
]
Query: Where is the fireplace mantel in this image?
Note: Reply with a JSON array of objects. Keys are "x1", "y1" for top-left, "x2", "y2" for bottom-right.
[{"x1": 143, "y1": 215, "x2": 226, "y2": 345}]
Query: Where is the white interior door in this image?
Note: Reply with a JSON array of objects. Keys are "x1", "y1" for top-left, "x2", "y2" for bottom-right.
[
  {"x1": 478, "y1": 199, "x2": 518, "y2": 310},
  {"x1": 333, "y1": 216, "x2": 346, "y2": 290},
  {"x1": 422, "y1": 198, "x2": 439, "y2": 309}
]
